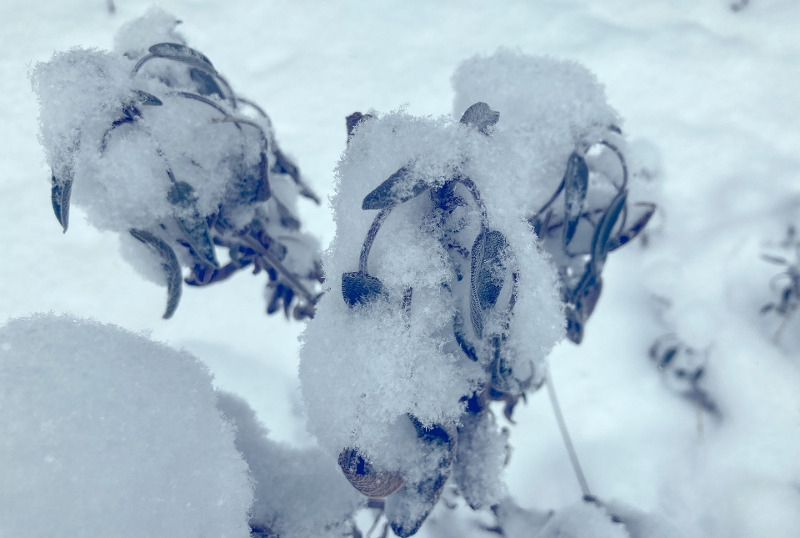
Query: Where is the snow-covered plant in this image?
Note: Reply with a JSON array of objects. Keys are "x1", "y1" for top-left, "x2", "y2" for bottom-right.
[
  {"x1": 761, "y1": 225, "x2": 800, "y2": 343},
  {"x1": 300, "y1": 102, "x2": 564, "y2": 536},
  {"x1": 452, "y1": 50, "x2": 655, "y2": 345},
  {"x1": 32, "y1": 8, "x2": 322, "y2": 320}
]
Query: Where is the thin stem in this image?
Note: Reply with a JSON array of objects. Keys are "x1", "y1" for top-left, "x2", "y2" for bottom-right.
[
  {"x1": 535, "y1": 178, "x2": 566, "y2": 217},
  {"x1": 455, "y1": 176, "x2": 488, "y2": 230},
  {"x1": 236, "y1": 97, "x2": 271, "y2": 122},
  {"x1": 544, "y1": 363, "x2": 593, "y2": 499},
  {"x1": 131, "y1": 53, "x2": 155, "y2": 75},
  {"x1": 359, "y1": 208, "x2": 392, "y2": 273}
]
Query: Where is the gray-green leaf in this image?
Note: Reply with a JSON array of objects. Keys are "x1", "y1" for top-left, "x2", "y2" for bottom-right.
[
  {"x1": 459, "y1": 102, "x2": 500, "y2": 135},
  {"x1": 129, "y1": 229, "x2": 183, "y2": 319},
  {"x1": 148, "y1": 43, "x2": 216, "y2": 72},
  {"x1": 563, "y1": 152, "x2": 589, "y2": 247},
  {"x1": 591, "y1": 190, "x2": 627, "y2": 274},
  {"x1": 362, "y1": 165, "x2": 430, "y2": 210},
  {"x1": 51, "y1": 172, "x2": 73, "y2": 233},
  {"x1": 131, "y1": 89, "x2": 163, "y2": 106},
  {"x1": 167, "y1": 181, "x2": 219, "y2": 268}
]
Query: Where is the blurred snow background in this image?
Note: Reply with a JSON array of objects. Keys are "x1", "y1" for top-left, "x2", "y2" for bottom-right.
[{"x1": 1, "y1": 0, "x2": 799, "y2": 536}]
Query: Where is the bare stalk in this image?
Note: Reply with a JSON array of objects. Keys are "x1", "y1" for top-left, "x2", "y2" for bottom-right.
[{"x1": 544, "y1": 363, "x2": 593, "y2": 500}]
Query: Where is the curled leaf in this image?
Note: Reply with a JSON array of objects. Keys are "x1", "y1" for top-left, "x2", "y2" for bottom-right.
[
  {"x1": 562, "y1": 152, "x2": 589, "y2": 247},
  {"x1": 129, "y1": 228, "x2": 182, "y2": 319},
  {"x1": 362, "y1": 165, "x2": 431, "y2": 210},
  {"x1": 189, "y1": 68, "x2": 224, "y2": 100},
  {"x1": 608, "y1": 202, "x2": 655, "y2": 251},
  {"x1": 130, "y1": 89, "x2": 163, "y2": 106},
  {"x1": 459, "y1": 102, "x2": 500, "y2": 135},
  {"x1": 346, "y1": 111, "x2": 374, "y2": 140},
  {"x1": 570, "y1": 269, "x2": 603, "y2": 321},
  {"x1": 338, "y1": 448, "x2": 405, "y2": 499},
  {"x1": 590, "y1": 189, "x2": 627, "y2": 274},
  {"x1": 266, "y1": 282, "x2": 295, "y2": 317},
  {"x1": 51, "y1": 173, "x2": 73, "y2": 233},
  {"x1": 148, "y1": 42, "x2": 215, "y2": 72},
  {"x1": 341, "y1": 271, "x2": 385, "y2": 307},
  {"x1": 168, "y1": 181, "x2": 219, "y2": 268}
]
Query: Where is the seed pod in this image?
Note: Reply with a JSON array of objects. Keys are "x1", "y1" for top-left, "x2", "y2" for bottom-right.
[{"x1": 337, "y1": 448, "x2": 405, "y2": 499}]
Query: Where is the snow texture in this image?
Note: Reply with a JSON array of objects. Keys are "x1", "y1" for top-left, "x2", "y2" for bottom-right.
[
  {"x1": 217, "y1": 392, "x2": 363, "y2": 538},
  {"x1": 452, "y1": 50, "x2": 620, "y2": 218},
  {"x1": 452, "y1": 411, "x2": 509, "y2": 510},
  {"x1": 0, "y1": 314, "x2": 253, "y2": 538},
  {"x1": 535, "y1": 502, "x2": 630, "y2": 538}
]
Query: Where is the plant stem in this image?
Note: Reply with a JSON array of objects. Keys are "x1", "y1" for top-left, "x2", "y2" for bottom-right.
[{"x1": 544, "y1": 364, "x2": 593, "y2": 499}]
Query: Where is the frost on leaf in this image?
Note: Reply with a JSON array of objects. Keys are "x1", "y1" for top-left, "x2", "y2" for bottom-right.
[{"x1": 31, "y1": 9, "x2": 322, "y2": 320}]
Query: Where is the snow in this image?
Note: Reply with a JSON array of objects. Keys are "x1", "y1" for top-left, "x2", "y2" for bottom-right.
[
  {"x1": 0, "y1": 314, "x2": 253, "y2": 537},
  {"x1": 1, "y1": 1, "x2": 800, "y2": 537},
  {"x1": 217, "y1": 391, "x2": 364, "y2": 537}
]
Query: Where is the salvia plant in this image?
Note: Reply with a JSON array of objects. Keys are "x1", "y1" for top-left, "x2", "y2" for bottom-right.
[
  {"x1": 36, "y1": 10, "x2": 322, "y2": 321},
  {"x1": 301, "y1": 71, "x2": 656, "y2": 534},
  {"x1": 32, "y1": 13, "x2": 663, "y2": 538},
  {"x1": 334, "y1": 103, "x2": 529, "y2": 536}
]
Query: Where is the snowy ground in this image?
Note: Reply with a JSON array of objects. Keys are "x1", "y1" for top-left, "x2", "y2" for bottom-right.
[{"x1": 1, "y1": 1, "x2": 799, "y2": 536}]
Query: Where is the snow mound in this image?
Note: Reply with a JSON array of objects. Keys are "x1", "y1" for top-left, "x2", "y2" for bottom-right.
[
  {"x1": 218, "y1": 392, "x2": 364, "y2": 538},
  {"x1": 0, "y1": 314, "x2": 253, "y2": 538}
]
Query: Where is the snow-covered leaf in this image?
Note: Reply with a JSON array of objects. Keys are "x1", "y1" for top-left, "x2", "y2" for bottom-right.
[
  {"x1": 341, "y1": 271, "x2": 386, "y2": 307},
  {"x1": 362, "y1": 165, "x2": 431, "y2": 210}
]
